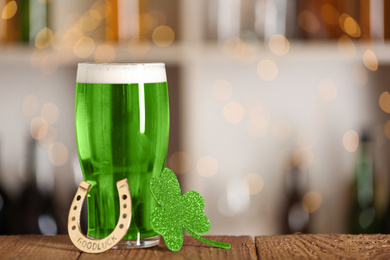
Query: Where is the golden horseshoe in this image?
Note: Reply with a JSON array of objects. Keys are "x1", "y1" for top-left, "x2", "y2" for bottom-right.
[{"x1": 68, "y1": 179, "x2": 132, "y2": 253}]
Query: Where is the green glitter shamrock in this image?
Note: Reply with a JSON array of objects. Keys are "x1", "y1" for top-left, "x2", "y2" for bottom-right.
[{"x1": 150, "y1": 168, "x2": 231, "y2": 251}]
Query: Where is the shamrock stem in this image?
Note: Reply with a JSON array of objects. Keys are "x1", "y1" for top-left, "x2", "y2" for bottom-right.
[{"x1": 186, "y1": 229, "x2": 231, "y2": 249}]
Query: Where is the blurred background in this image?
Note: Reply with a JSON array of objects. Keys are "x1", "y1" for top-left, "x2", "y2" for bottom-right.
[{"x1": 0, "y1": 0, "x2": 390, "y2": 237}]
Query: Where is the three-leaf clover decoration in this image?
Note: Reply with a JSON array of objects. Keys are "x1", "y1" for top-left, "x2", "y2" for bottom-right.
[{"x1": 150, "y1": 168, "x2": 231, "y2": 251}]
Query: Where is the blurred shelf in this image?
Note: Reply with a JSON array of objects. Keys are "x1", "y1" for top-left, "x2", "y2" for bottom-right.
[
  {"x1": 0, "y1": 43, "x2": 185, "y2": 67},
  {"x1": 1, "y1": 41, "x2": 390, "y2": 68},
  {"x1": 198, "y1": 41, "x2": 390, "y2": 64}
]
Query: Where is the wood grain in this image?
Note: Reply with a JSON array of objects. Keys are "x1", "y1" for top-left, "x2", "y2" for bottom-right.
[
  {"x1": 255, "y1": 234, "x2": 390, "y2": 259},
  {"x1": 0, "y1": 235, "x2": 255, "y2": 260},
  {"x1": 0, "y1": 235, "x2": 80, "y2": 260},
  {"x1": 78, "y1": 236, "x2": 256, "y2": 260},
  {"x1": 4, "y1": 234, "x2": 390, "y2": 259}
]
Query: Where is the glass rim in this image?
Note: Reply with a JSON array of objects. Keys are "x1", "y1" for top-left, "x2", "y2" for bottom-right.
[{"x1": 76, "y1": 62, "x2": 167, "y2": 84}]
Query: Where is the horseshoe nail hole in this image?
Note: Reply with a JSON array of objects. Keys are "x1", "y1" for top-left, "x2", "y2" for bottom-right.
[
  {"x1": 119, "y1": 224, "x2": 124, "y2": 229},
  {"x1": 123, "y1": 204, "x2": 127, "y2": 209},
  {"x1": 72, "y1": 216, "x2": 76, "y2": 221},
  {"x1": 72, "y1": 226, "x2": 76, "y2": 230},
  {"x1": 122, "y1": 214, "x2": 127, "y2": 219},
  {"x1": 122, "y1": 194, "x2": 127, "y2": 200},
  {"x1": 73, "y1": 206, "x2": 77, "y2": 210},
  {"x1": 76, "y1": 195, "x2": 81, "y2": 201}
]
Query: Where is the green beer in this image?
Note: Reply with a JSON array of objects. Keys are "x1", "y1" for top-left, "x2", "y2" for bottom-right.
[{"x1": 75, "y1": 63, "x2": 169, "y2": 248}]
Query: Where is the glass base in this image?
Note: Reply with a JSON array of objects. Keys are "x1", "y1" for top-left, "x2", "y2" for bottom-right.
[
  {"x1": 86, "y1": 234, "x2": 160, "y2": 249},
  {"x1": 113, "y1": 235, "x2": 160, "y2": 249}
]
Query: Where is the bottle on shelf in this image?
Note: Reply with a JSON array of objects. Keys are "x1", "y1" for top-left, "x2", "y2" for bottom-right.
[
  {"x1": 386, "y1": 1, "x2": 390, "y2": 39},
  {"x1": 203, "y1": 0, "x2": 390, "y2": 42},
  {"x1": 281, "y1": 150, "x2": 311, "y2": 234},
  {"x1": 348, "y1": 131, "x2": 381, "y2": 234},
  {"x1": 19, "y1": 0, "x2": 50, "y2": 45},
  {"x1": 17, "y1": 136, "x2": 59, "y2": 235},
  {"x1": 0, "y1": 138, "x2": 12, "y2": 234},
  {"x1": 103, "y1": 0, "x2": 178, "y2": 44},
  {"x1": 0, "y1": 0, "x2": 19, "y2": 44}
]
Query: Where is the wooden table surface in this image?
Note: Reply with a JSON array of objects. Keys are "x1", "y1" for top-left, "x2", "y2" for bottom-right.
[{"x1": 1, "y1": 234, "x2": 390, "y2": 259}]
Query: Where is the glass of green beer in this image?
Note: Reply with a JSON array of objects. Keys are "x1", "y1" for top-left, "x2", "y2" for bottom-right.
[{"x1": 75, "y1": 63, "x2": 169, "y2": 248}]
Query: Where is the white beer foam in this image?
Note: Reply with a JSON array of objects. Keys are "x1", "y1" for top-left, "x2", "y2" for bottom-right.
[{"x1": 77, "y1": 63, "x2": 166, "y2": 84}]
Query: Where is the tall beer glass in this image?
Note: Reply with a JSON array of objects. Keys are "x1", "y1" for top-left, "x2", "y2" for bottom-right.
[{"x1": 75, "y1": 63, "x2": 169, "y2": 248}]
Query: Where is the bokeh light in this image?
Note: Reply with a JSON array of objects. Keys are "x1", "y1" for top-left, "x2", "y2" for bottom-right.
[
  {"x1": 338, "y1": 13, "x2": 348, "y2": 31},
  {"x1": 22, "y1": 94, "x2": 39, "y2": 116},
  {"x1": 40, "y1": 103, "x2": 59, "y2": 125},
  {"x1": 363, "y1": 49, "x2": 378, "y2": 71},
  {"x1": 248, "y1": 103, "x2": 270, "y2": 120},
  {"x1": 211, "y1": 79, "x2": 233, "y2": 101},
  {"x1": 63, "y1": 26, "x2": 83, "y2": 48},
  {"x1": 339, "y1": 13, "x2": 361, "y2": 38},
  {"x1": 35, "y1": 27, "x2": 54, "y2": 49},
  {"x1": 88, "y1": 9, "x2": 102, "y2": 21},
  {"x1": 38, "y1": 214, "x2": 57, "y2": 235},
  {"x1": 379, "y1": 92, "x2": 390, "y2": 113},
  {"x1": 94, "y1": 44, "x2": 116, "y2": 62},
  {"x1": 302, "y1": 191, "x2": 323, "y2": 213},
  {"x1": 321, "y1": 3, "x2": 339, "y2": 25},
  {"x1": 268, "y1": 34, "x2": 290, "y2": 56},
  {"x1": 223, "y1": 37, "x2": 246, "y2": 59},
  {"x1": 1, "y1": 0, "x2": 17, "y2": 19},
  {"x1": 39, "y1": 127, "x2": 58, "y2": 148},
  {"x1": 168, "y1": 151, "x2": 191, "y2": 174},
  {"x1": 318, "y1": 79, "x2": 337, "y2": 101},
  {"x1": 222, "y1": 37, "x2": 257, "y2": 62},
  {"x1": 242, "y1": 173, "x2": 264, "y2": 195},
  {"x1": 243, "y1": 97, "x2": 270, "y2": 121},
  {"x1": 337, "y1": 35, "x2": 356, "y2": 57},
  {"x1": 30, "y1": 117, "x2": 49, "y2": 140},
  {"x1": 48, "y1": 142, "x2": 69, "y2": 166},
  {"x1": 152, "y1": 25, "x2": 175, "y2": 47},
  {"x1": 257, "y1": 59, "x2": 278, "y2": 81},
  {"x1": 298, "y1": 10, "x2": 320, "y2": 33},
  {"x1": 78, "y1": 13, "x2": 97, "y2": 32},
  {"x1": 196, "y1": 156, "x2": 219, "y2": 178},
  {"x1": 73, "y1": 36, "x2": 95, "y2": 58},
  {"x1": 223, "y1": 101, "x2": 245, "y2": 123},
  {"x1": 342, "y1": 130, "x2": 359, "y2": 152}
]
